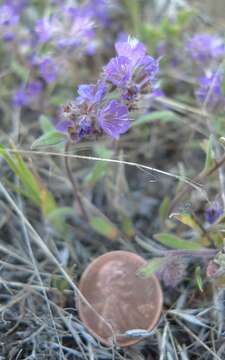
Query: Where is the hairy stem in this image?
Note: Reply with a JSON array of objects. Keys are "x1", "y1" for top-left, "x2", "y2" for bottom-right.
[{"x1": 64, "y1": 142, "x2": 88, "y2": 221}]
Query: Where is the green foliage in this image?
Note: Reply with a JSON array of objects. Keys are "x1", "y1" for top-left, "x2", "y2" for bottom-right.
[
  {"x1": 133, "y1": 110, "x2": 177, "y2": 127},
  {"x1": 85, "y1": 145, "x2": 113, "y2": 186},
  {"x1": 31, "y1": 130, "x2": 66, "y2": 149},
  {"x1": 154, "y1": 233, "x2": 203, "y2": 250},
  {"x1": 90, "y1": 216, "x2": 119, "y2": 240},
  {"x1": 0, "y1": 144, "x2": 56, "y2": 216},
  {"x1": 138, "y1": 257, "x2": 166, "y2": 277},
  {"x1": 159, "y1": 196, "x2": 170, "y2": 224},
  {"x1": 11, "y1": 61, "x2": 29, "y2": 81},
  {"x1": 201, "y1": 136, "x2": 215, "y2": 171},
  {"x1": 195, "y1": 266, "x2": 203, "y2": 292},
  {"x1": 39, "y1": 115, "x2": 55, "y2": 133},
  {"x1": 170, "y1": 213, "x2": 202, "y2": 232}
]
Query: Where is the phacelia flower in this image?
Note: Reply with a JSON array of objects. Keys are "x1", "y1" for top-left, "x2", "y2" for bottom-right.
[
  {"x1": 35, "y1": 18, "x2": 54, "y2": 43},
  {"x1": 0, "y1": 4, "x2": 19, "y2": 26},
  {"x1": 12, "y1": 80, "x2": 43, "y2": 108},
  {"x1": 26, "y1": 80, "x2": 43, "y2": 97},
  {"x1": 0, "y1": 3, "x2": 20, "y2": 41},
  {"x1": 187, "y1": 33, "x2": 225, "y2": 63},
  {"x1": 97, "y1": 100, "x2": 130, "y2": 139},
  {"x1": 104, "y1": 37, "x2": 159, "y2": 99},
  {"x1": 104, "y1": 56, "x2": 131, "y2": 87},
  {"x1": 205, "y1": 202, "x2": 223, "y2": 224},
  {"x1": 59, "y1": 36, "x2": 159, "y2": 141},
  {"x1": 39, "y1": 58, "x2": 58, "y2": 84},
  {"x1": 196, "y1": 71, "x2": 225, "y2": 108},
  {"x1": 12, "y1": 88, "x2": 28, "y2": 108},
  {"x1": 77, "y1": 82, "x2": 106, "y2": 104},
  {"x1": 35, "y1": 8, "x2": 95, "y2": 53}
]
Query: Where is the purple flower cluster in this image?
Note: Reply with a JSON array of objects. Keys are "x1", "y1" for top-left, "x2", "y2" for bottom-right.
[
  {"x1": 35, "y1": 6, "x2": 95, "y2": 53},
  {"x1": 187, "y1": 33, "x2": 224, "y2": 63},
  {"x1": 187, "y1": 33, "x2": 225, "y2": 109},
  {"x1": 13, "y1": 80, "x2": 43, "y2": 108},
  {"x1": 0, "y1": 2, "x2": 21, "y2": 41},
  {"x1": 196, "y1": 71, "x2": 225, "y2": 108},
  {"x1": 57, "y1": 37, "x2": 159, "y2": 141}
]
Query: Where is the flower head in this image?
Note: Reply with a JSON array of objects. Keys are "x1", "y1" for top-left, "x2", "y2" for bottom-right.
[
  {"x1": 12, "y1": 88, "x2": 28, "y2": 108},
  {"x1": 104, "y1": 56, "x2": 131, "y2": 87},
  {"x1": 97, "y1": 100, "x2": 130, "y2": 139},
  {"x1": 115, "y1": 37, "x2": 146, "y2": 66},
  {"x1": 187, "y1": 33, "x2": 225, "y2": 63},
  {"x1": 39, "y1": 57, "x2": 58, "y2": 83},
  {"x1": 0, "y1": 4, "x2": 19, "y2": 26},
  {"x1": 77, "y1": 82, "x2": 106, "y2": 104},
  {"x1": 104, "y1": 37, "x2": 159, "y2": 99},
  {"x1": 196, "y1": 71, "x2": 225, "y2": 108},
  {"x1": 35, "y1": 8, "x2": 96, "y2": 53},
  {"x1": 35, "y1": 18, "x2": 54, "y2": 43},
  {"x1": 205, "y1": 202, "x2": 223, "y2": 224}
]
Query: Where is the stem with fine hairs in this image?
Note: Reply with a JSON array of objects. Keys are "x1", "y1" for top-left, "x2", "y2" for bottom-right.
[{"x1": 64, "y1": 141, "x2": 88, "y2": 221}]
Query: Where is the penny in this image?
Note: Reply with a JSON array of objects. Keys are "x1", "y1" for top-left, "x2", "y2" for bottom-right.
[{"x1": 77, "y1": 251, "x2": 163, "y2": 347}]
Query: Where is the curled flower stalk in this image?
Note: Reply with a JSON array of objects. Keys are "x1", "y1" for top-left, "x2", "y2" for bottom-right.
[{"x1": 57, "y1": 37, "x2": 160, "y2": 142}]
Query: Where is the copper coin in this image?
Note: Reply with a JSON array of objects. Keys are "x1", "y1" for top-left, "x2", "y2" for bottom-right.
[{"x1": 77, "y1": 251, "x2": 163, "y2": 347}]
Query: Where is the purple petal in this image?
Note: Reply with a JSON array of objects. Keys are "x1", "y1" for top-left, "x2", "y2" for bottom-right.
[
  {"x1": 104, "y1": 56, "x2": 131, "y2": 87},
  {"x1": 56, "y1": 120, "x2": 74, "y2": 133},
  {"x1": 98, "y1": 100, "x2": 130, "y2": 139}
]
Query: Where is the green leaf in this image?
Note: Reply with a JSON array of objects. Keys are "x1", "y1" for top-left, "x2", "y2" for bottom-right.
[
  {"x1": 138, "y1": 257, "x2": 166, "y2": 277},
  {"x1": 11, "y1": 61, "x2": 28, "y2": 81},
  {"x1": 90, "y1": 216, "x2": 119, "y2": 240},
  {"x1": 85, "y1": 162, "x2": 108, "y2": 185},
  {"x1": 203, "y1": 136, "x2": 214, "y2": 171},
  {"x1": 31, "y1": 130, "x2": 66, "y2": 149},
  {"x1": 159, "y1": 196, "x2": 170, "y2": 224},
  {"x1": 0, "y1": 144, "x2": 57, "y2": 216},
  {"x1": 85, "y1": 145, "x2": 113, "y2": 185},
  {"x1": 133, "y1": 111, "x2": 177, "y2": 127},
  {"x1": 195, "y1": 266, "x2": 203, "y2": 292},
  {"x1": 39, "y1": 115, "x2": 55, "y2": 133},
  {"x1": 121, "y1": 214, "x2": 135, "y2": 237},
  {"x1": 170, "y1": 213, "x2": 202, "y2": 232},
  {"x1": 154, "y1": 233, "x2": 203, "y2": 250}
]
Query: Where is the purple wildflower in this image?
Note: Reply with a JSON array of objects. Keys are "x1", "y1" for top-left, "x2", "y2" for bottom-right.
[
  {"x1": 84, "y1": 0, "x2": 112, "y2": 27},
  {"x1": 104, "y1": 37, "x2": 159, "y2": 98},
  {"x1": 187, "y1": 33, "x2": 225, "y2": 62},
  {"x1": 35, "y1": 18, "x2": 54, "y2": 43},
  {"x1": 104, "y1": 56, "x2": 131, "y2": 87},
  {"x1": 26, "y1": 80, "x2": 43, "y2": 97},
  {"x1": 56, "y1": 120, "x2": 74, "y2": 134},
  {"x1": 97, "y1": 100, "x2": 130, "y2": 139},
  {"x1": 39, "y1": 58, "x2": 58, "y2": 83},
  {"x1": 196, "y1": 71, "x2": 225, "y2": 108},
  {"x1": 78, "y1": 117, "x2": 92, "y2": 140},
  {"x1": 115, "y1": 37, "x2": 146, "y2": 65},
  {"x1": 12, "y1": 88, "x2": 28, "y2": 108},
  {"x1": 0, "y1": 4, "x2": 19, "y2": 26},
  {"x1": 77, "y1": 82, "x2": 106, "y2": 104},
  {"x1": 205, "y1": 202, "x2": 223, "y2": 224},
  {"x1": 12, "y1": 80, "x2": 43, "y2": 108}
]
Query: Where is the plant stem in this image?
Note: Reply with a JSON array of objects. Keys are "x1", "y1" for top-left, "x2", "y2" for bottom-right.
[
  {"x1": 64, "y1": 141, "x2": 88, "y2": 221},
  {"x1": 162, "y1": 248, "x2": 217, "y2": 258}
]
